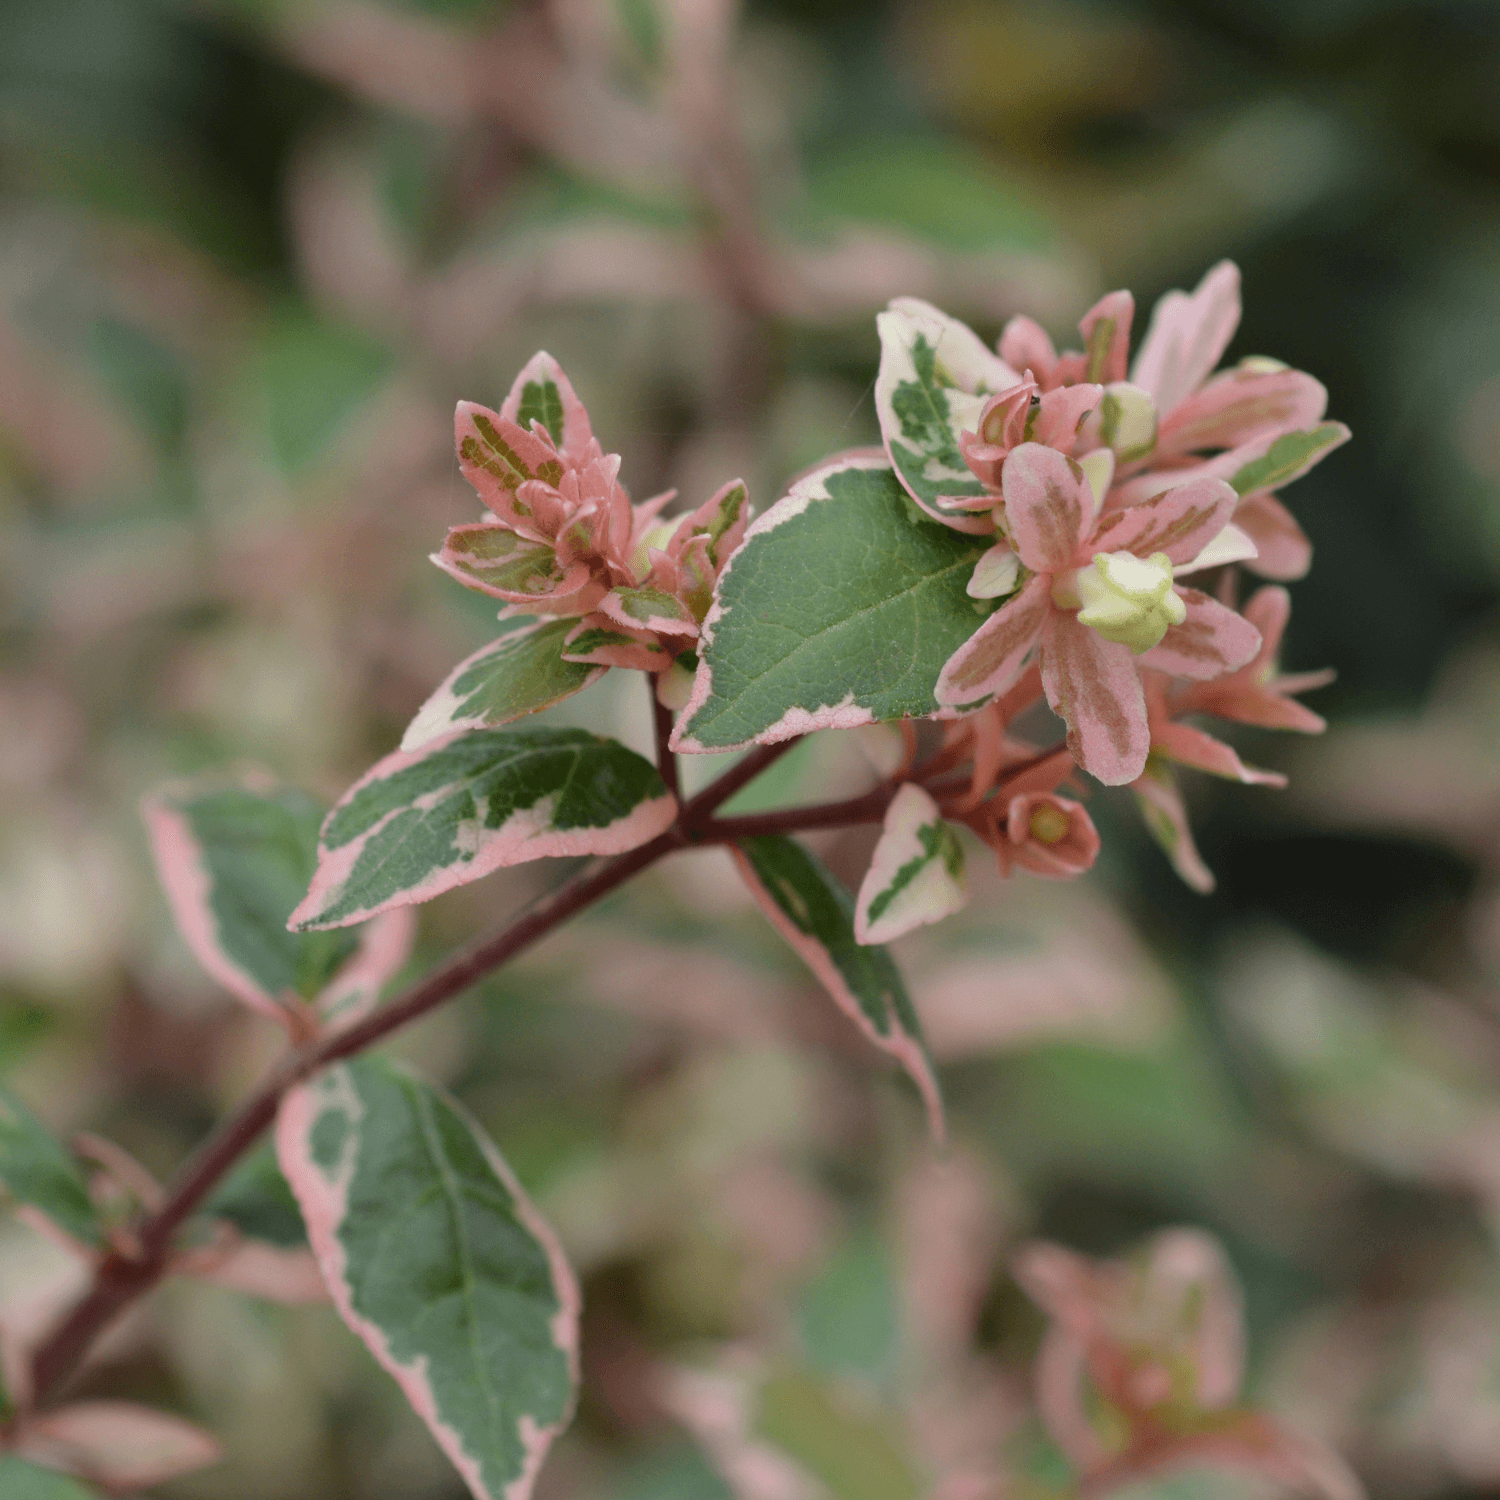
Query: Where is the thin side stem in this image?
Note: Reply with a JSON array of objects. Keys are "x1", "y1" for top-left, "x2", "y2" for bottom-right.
[
  {"x1": 28, "y1": 743, "x2": 799, "y2": 1405},
  {"x1": 651, "y1": 687, "x2": 681, "y2": 805},
  {"x1": 701, "y1": 786, "x2": 896, "y2": 841}
]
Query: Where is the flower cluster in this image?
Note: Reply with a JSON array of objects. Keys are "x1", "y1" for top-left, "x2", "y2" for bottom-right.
[{"x1": 435, "y1": 350, "x2": 748, "y2": 693}]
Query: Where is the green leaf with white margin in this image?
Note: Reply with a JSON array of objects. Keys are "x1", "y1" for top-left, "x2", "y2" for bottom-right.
[
  {"x1": 672, "y1": 454, "x2": 987, "y2": 753},
  {"x1": 289, "y1": 728, "x2": 676, "y2": 931},
  {"x1": 144, "y1": 781, "x2": 414, "y2": 1029},
  {"x1": 0, "y1": 1084, "x2": 100, "y2": 1249},
  {"x1": 402, "y1": 618, "x2": 606, "y2": 753},
  {"x1": 729, "y1": 835, "x2": 943, "y2": 1140},
  {"x1": 276, "y1": 1058, "x2": 579, "y2": 1500},
  {"x1": 875, "y1": 297, "x2": 1018, "y2": 527},
  {"x1": 854, "y1": 784, "x2": 967, "y2": 946},
  {"x1": 0, "y1": 1457, "x2": 98, "y2": 1499},
  {"x1": 1228, "y1": 421, "x2": 1350, "y2": 497}
]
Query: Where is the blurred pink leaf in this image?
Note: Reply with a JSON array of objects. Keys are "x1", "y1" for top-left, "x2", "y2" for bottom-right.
[{"x1": 13, "y1": 1401, "x2": 221, "y2": 1489}]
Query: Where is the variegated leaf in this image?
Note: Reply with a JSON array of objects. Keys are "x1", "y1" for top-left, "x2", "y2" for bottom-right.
[
  {"x1": 0, "y1": 1085, "x2": 100, "y2": 1249},
  {"x1": 401, "y1": 619, "x2": 605, "y2": 753},
  {"x1": 1228, "y1": 422, "x2": 1350, "y2": 498},
  {"x1": 431, "y1": 527, "x2": 572, "y2": 603},
  {"x1": 0, "y1": 1457, "x2": 97, "y2": 1498},
  {"x1": 673, "y1": 455, "x2": 986, "y2": 753},
  {"x1": 277, "y1": 1059, "x2": 579, "y2": 1500},
  {"x1": 854, "y1": 784, "x2": 968, "y2": 945},
  {"x1": 289, "y1": 728, "x2": 676, "y2": 930},
  {"x1": 144, "y1": 781, "x2": 411, "y2": 1026},
  {"x1": 875, "y1": 299, "x2": 1017, "y2": 525},
  {"x1": 730, "y1": 836, "x2": 943, "y2": 1140}
]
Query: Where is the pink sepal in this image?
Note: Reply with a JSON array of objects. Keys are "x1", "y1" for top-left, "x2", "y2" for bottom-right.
[
  {"x1": 1139, "y1": 588, "x2": 1261, "y2": 681},
  {"x1": 1041, "y1": 610, "x2": 1150, "y2": 786},
  {"x1": 1129, "y1": 260, "x2": 1242, "y2": 413},
  {"x1": 1001, "y1": 443, "x2": 1089, "y2": 572},
  {"x1": 934, "y1": 575, "x2": 1050, "y2": 707},
  {"x1": 1155, "y1": 720, "x2": 1286, "y2": 786},
  {"x1": 1090, "y1": 477, "x2": 1239, "y2": 567},
  {"x1": 1235, "y1": 491, "x2": 1312, "y2": 579}
]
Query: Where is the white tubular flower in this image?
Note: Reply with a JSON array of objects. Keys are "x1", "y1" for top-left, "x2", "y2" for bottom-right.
[{"x1": 1068, "y1": 550, "x2": 1186, "y2": 654}]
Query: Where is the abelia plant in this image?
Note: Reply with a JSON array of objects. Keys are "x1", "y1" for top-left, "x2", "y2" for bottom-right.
[{"x1": 0, "y1": 265, "x2": 1357, "y2": 1500}]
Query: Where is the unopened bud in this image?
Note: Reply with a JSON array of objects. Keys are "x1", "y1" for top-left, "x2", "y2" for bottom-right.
[{"x1": 1068, "y1": 550, "x2": 1185, "y2": 654}]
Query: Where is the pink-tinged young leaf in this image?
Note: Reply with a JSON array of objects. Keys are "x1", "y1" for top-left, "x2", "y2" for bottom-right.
[
  {"x1": 13, "y1": 1402, "x2": 221, "y2": 1489},
  {"x1": 317, "y1": 905, "x2": 416, "y2": 1026},
  {"x1": 730, "y1": 836, "x2": 945, "y2": 1142},
  {"x1": 1139, "y1": 588, "x2": 1261, "y2": 681},
  {"x1": 1130, "y1": 260, "x2": 1242, "y2": 414},
  {"x1": 277, "y1": 1059, "x2": 580, "y2": 1500},
  {"x1": 597, "y1": 586, "x2": 698, "y2": 638},
  {"x1": 288, "y1": 728, "x2": 676, "y2": 930},
  {"x1": 562, "y1": 618, "x2": 676, "y2": 672},
  {"x1": 432, "y1": 525, "x2": 600, "y2": 610},
  {"x1": 454, "y1": 401, "x2": 566, "y2": 517},
  {"x1": 1131, "y1": 758, "x2": 1216, "y2": 893},
  {"x1": 1040, "y1": 611, "x2": 1150, "y2": 786},
  {"x1": 144, "y1": 780, "x2": 363, "y2": 1031},
  {"x1": 1155, "y1": 364, "x2": 1328, "y2": 459},
  {"x1": 401, "y1": 619, "x2": 606, "y2": 754},
  {"x1": 1078, "y1": 289, "x2": 1135, "y2": 385},
  {"x1": 499, "y1": 351, "x2": 597, "y2": 468},
  {"x1": 999, "y1": 314, "x2": 1058, "y2": 377},
  {"x1": 1032, "y1": 381, "x2": 1105, "y2": 450},
  {"x1": 1001, "y1": 444, "x2": 1089, "y2": 572},
  {"x1": 934, "y1": 575, "x2": 1050, "y2": 708},
  {"x1": 876, "y1": 298, "x2": 1019, "y2": 526},
  {"x1": 1235, "y1": 491, "x2": 1312, "y2": 580},
  {"x1": 1090, "y1": 478, "x2": 1239, "y2": 567},
  {"x1": 680, "y1": 478, "x2": 751, "y2": 569},
  {"x1": 854, "y1": 784, "x2": 968, "y2": 945},
  {"x1": 174, "y1": 1237, "x2": 330, "y2": 1304}
]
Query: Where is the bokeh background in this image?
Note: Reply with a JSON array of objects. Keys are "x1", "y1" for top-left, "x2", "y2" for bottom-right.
[{"x1": 5, "y1": 0, "x2": 1500, "y2": 1495}]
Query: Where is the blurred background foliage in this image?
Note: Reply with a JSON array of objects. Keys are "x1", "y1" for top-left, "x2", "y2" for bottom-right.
[{"x1": 5, "y1": 0, "x2": 1500, "y2": 1495}]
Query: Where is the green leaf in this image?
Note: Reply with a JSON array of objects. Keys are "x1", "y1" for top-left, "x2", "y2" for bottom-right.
[
  {"x1": 1228, "y1": 421, "x2": 1350, "y2": 497},
  {"x1": 674, "y1": 455, "x2": 985, "y2": 752},
  {"x1": 0, "y1": 1457, "x2": 98, "y2": 1499},
  {"x1": 290, "y1": 728, "x2": 677, "y2": 930},
  {"x1": 401, "y1": 620, "x2": 605, "y2": 753},
  {"x1": 0, "y1": 1083, "x2": 100, "y2": 1248},
  {"x1": 730, "y1": 836, "x2": 942, "y2": 1139},
  {"x1": 755, "y1": 1369, "x2": 919, "y2": 1500},
  {"x1": 875, "y1": 302, "x2": 1017, "y2": 522},
  {"x1": 276, "y1": 1058, "x2": 578, "y2": 1500},
  {"x1": 797, "y1": 1231, "x2": 898, "y2": 1377},
  {"x1": 144, "y1": 783, "x2": 362, "y2": 1020},
  {"x1": 203, "y1": 1142, "x2": 307, "y2": 1248}
]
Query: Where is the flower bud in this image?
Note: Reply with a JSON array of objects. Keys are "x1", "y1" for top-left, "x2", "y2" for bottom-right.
[{"x1": 1070, "y1": 550, "x2": 1186, "y2": 654}]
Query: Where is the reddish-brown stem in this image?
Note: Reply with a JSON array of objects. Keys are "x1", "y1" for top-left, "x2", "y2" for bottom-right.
[
  {"x1": 651, "y1": 688, "x2": 681, "y2": 806},
  {"x1": 27, "y1": 743, "x2": 799, "y2": 1406},
  {"x1": 701, "y1": 786, "x2": 896, "y2": 841}
]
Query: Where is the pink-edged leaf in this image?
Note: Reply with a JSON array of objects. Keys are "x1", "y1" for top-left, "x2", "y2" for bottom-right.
[
  {"x1": 401, "y1": 619, "x2": 606, "y2": 754},
  {"x1": 1235, "y1": 491, "x2": 1312, "y2": 580},
  {"x1": 143, "y1": 779, "x2": 361, "y2": 1027},
  {"x1": 1132, "y1": 758, "x2": 1216, "y2": 894},
  {"x1": 1156, "y1": 364, "x2": 1328, "y2": 459},
  {"x1": 316, "y1": 906, "x2": 416, "y2": 1026},
  {"x1": 1155, "y1": 720, "x2": 1286, "y2": 786},
  {"x1": 1130, "y1": 260, "x2": 1242, "y2": 413},
  {"x1": 277, "y1": 1058, "x2": 580, "y2": 1500},
  {"x1": 454, "y1": 401, "x2": 565, "y2": 517},
  {"x1": 934, "y1": 575, "x2": 1050, "y2": 708},
  {"x1": 13, "y1": 1402, "x2": 221, "y2": 1489},
  {"x1": 499, "y1": 351, "x2": 596, "y2": 467},
  {"x1": 288, "y1": 728, "x2": 676, "y2": 931},
  {"x1": 1226, "y1": 421, "x2": 1350, "y2": 499},
  {"x1": 1001, "y1": 443, "x2": 1089, "y2": 572},
  {"x1": 731, "y1": 836, "x2": 945, "y2": 1142},
  {"x1": 1040, "y1": 611, "x2": 1150, "y2": 786},
  {"x1": 679, "y1": 477, "x2": 751, "y2": 568},
  {"x1": 999, "y1": 314, "x2": 1058, "y2": 378},
  {"x1": 432, "y1": 524, "x2": 598, "y2": 609},
  {"x1": 854, "y1": 783, "x2": 968, "y2": 945},
  {"x1": 1139, "y1": 588, "x2": 1261, "y2": 681},
  {"x1": 1089, "y1": 478, "x2": 1239, "y2": 567}
]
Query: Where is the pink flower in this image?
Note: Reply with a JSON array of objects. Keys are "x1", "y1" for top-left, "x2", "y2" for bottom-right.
[
  {"x1": 1014, "y1": 1231, "x2": 1364, "y2": 1500},
  {"x1": 935, "y1": 444, "x2": 1262, "y2": 785},
  {"x1": 995, "y1": 792, "x2": 1100, "y2": 878},
  {"x1": 433, "y1": 351, "x2": 748, "y2": 675}
]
